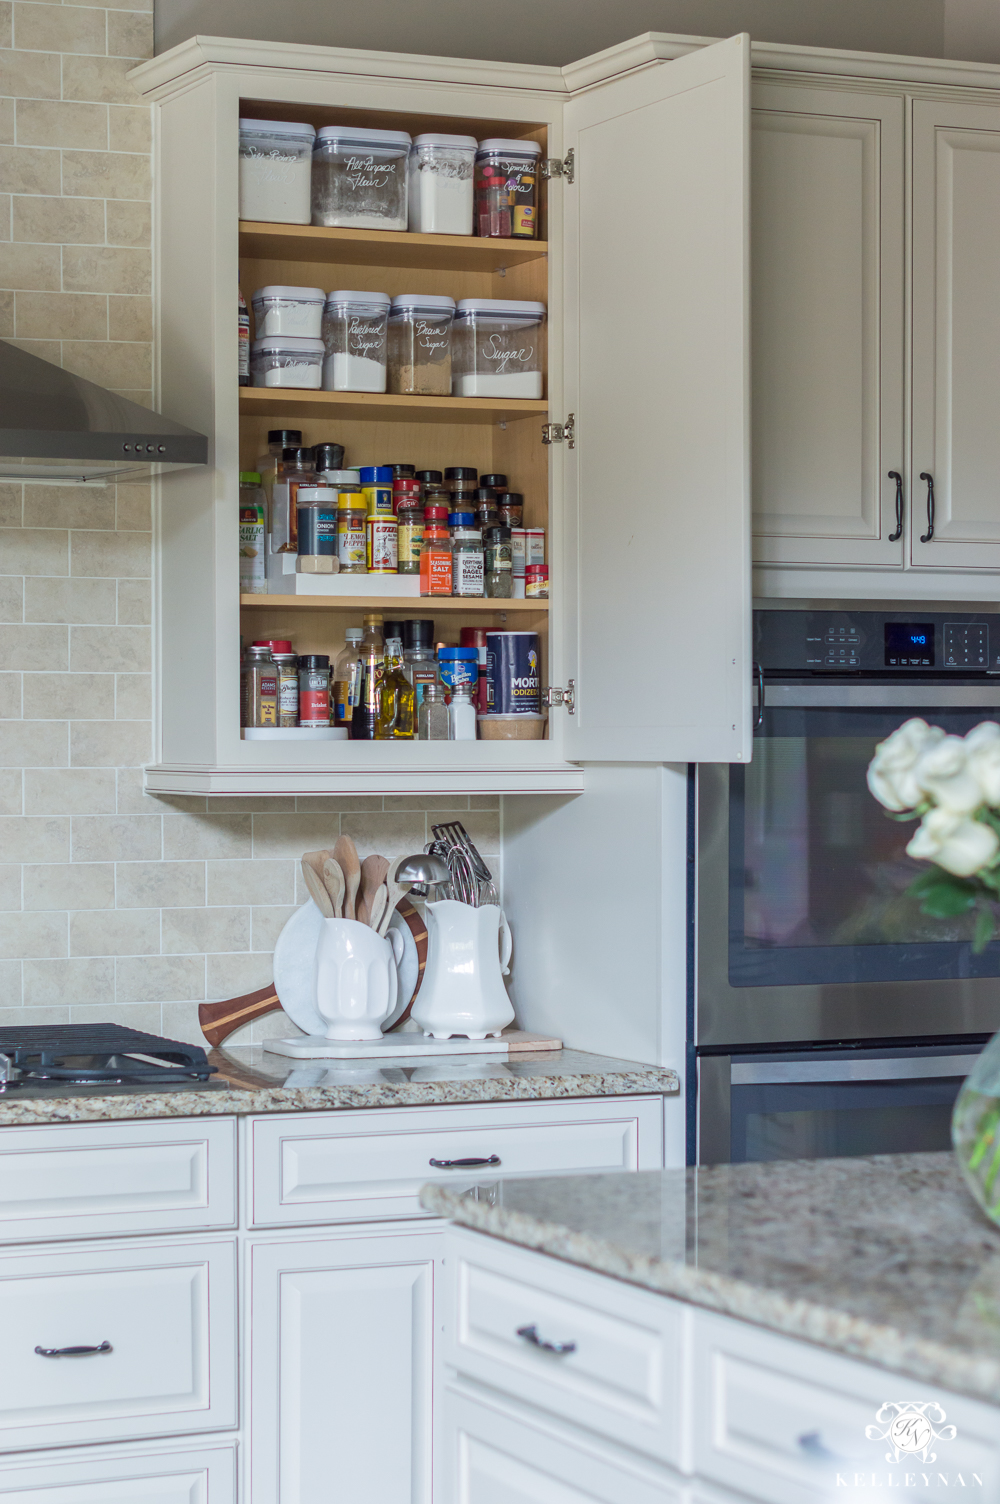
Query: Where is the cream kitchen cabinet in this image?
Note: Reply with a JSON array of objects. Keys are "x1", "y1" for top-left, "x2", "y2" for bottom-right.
[
  {"x1": 752, "y1": 74, "x2": 1000, "y2": 580},
  {"x1": 130, "y1": 33, "x2": 753, "y2": 796}
]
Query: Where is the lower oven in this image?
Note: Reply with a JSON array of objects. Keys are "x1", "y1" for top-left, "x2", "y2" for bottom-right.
[{"x1": 693, "y1": 603, "x2": 1000, "y2": 1164}]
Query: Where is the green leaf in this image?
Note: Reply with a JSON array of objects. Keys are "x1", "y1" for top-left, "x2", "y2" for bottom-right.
[
  {"x1": 909, "y1": 868, "x2": 970, "y2": 897},
  {"x1": 974, "y1": 908, "x2": 997, "y2": 954},
  {"x1": 918, "y1": 884, "x2": 979, "y2": 918}
]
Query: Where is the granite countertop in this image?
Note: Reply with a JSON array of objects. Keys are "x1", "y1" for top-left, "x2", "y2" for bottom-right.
[
  {"x1": 421, "y1": 1151, "x2": 1000, "y2": 1406},
  {"x1": 0, "y1": 1047, "x2": 679, "y2": 1126}
]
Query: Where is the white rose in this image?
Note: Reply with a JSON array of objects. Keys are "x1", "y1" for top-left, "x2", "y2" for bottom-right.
[
  {"x1": 867, "y1": 718, "x2": 945, "y2": 811},
  {"x1": 906, "y1": 808, "x2": 1000, "y2": 877},
  {"x1": 967, "y1": 722, "x2": 1000, "y2": 806},
  {"x1": 915, "y1": 735, "x2": 984, "y2": 813}
]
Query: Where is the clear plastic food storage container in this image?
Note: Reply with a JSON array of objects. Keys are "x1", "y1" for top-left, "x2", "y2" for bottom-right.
[
  {"x1": 407, "y1": 134, "x2": 476, "y2": 235},
  {"x1": 322, "y1": 290, "x2": 391, "y2": 392},
  {"x1": 311, "y1": 125, "x2": 411, "y2": 230},
  {"x1": 474, "y1": 139, "x2": 541, "y2": 240},
  {"x1": 250, "y1": 335, "x2": 324, "y2": 389},
  {"x1": 387, "y1": 294, "x2": 455, "y2": 395},
  {"x1": 251, "y1": 286, "x2": 325, "y2": 339},
  {"x1": 451, "y1": 299, "x2": 545, "y2": 397},
  {"x1": 239, "y1": 119, "x2": 315, "y2": 225}
]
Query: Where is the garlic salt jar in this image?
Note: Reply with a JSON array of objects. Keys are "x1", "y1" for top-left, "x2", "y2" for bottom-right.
[
  {"x1": 407, "y1": 134, "x2": 476, "y2": 235},
  {"x1": 322, "y1": 290, "x2": 390, "y2": 392},
  {"x1": 451, "y1": 299, "x2": 546, "y2": 398},
  {"x1": 239, "y1": 119, "x2": 315, "y2": 225},
  {"x1": 250, "y1": 335, "x2": 324, "y2": 389},
  {"x1": 251, "y1": 286, "x2": 325, "y2": 340},
  {"x1": 311, "y1": 125, "x2": 411, "y2": 230}
]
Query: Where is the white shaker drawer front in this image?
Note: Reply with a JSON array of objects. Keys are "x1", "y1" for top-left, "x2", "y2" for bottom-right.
[
  {"x1": 446, "y1": 1230, "x2": 689, "y2": 1469},
  {"x1": 692, "y1": 1309, "x2": 1000, "y2": 1504},
  {"x1": 250, "y1": 1098, "x2": 663, "y2": 1226},
  {"x1": 0, "y1": 1438, "x2": 236, "y2": 1501},
  {"x1": 0, "y1": 1118, "x2": 236, "y2": 1242},
  {"x1": 446, "y1": 1384, "x2": 684, "y2": 1504},
  {"x1": 0, "y1": 1236, "x2": 237, "y2": 1452}
]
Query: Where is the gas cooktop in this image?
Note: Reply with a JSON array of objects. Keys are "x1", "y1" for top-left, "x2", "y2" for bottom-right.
[{"x1": 0, "y1": 1024, "x2": 224, "y2": 1094}]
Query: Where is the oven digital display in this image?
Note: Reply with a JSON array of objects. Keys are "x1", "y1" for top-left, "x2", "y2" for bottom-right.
[{"x1": 885, "y1": 623, "x2": 935, "y2": 666}]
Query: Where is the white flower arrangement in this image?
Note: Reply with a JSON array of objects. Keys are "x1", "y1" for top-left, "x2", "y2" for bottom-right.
[{"x1": 867, "y1": 718, "x2": 1000, "y2": 950}]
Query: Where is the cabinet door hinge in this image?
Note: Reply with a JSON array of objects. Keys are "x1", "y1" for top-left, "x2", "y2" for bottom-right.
[
  {"x1": 545, "y1": 681, "x2": 576, "y2": 714},
  {"x1": 541, "y1": 148, "x2": 575, "y2": 184},
  {"x1": 542, "y1": 414, "x2": 575, "y2": 449}
]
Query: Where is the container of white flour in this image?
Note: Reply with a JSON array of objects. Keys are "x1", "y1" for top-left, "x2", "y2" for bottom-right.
[
  {"x1": 239, "y1": 119, "x2": 315, "y2": 225},
  {"x1": 322, "y1": 290, "x2": 391, "y2": 392},
  {"x1": 311, "y1": 125, "x2": 410, "y2": 230},
  {"x1": 407, "y1": 134, "x2": 476, "y2": 236}
]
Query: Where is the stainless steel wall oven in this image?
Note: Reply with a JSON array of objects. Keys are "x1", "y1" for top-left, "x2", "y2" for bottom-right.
[{"x1": 693, "y1": 604, "x2": 1000, "y2": 1164}]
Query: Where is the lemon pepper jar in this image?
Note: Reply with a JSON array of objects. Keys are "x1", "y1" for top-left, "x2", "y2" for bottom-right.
[{"x1": 336, "y1": 491, "x2": 367, "y2": 573}]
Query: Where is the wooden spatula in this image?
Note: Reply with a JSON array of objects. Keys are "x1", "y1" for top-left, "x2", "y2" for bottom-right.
[
  {"x1": 322, "y1": 856, "x2": 345, "y2": 918},
  {"x1": 333, "y1": 835, "x2": 361, "y2": 922},
  {"x1": 357, "y1": 853, "x2": 390, "y2": 927},
  {"x1": 301, "y1": 851, "x2": 334, "y2": 918}
]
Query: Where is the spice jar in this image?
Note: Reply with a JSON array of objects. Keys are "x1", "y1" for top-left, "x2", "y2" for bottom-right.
[
  {"x1": 416, "y1": 470, "x2": 442, "y2": 495},
  {"x1": 298, "y1": 655, "x2": 331, "y2": 727},
  {"x1": 313, "y1": 443, "x2": 346, "y2": 478},
  {"x1": 460, "y1": 626, "x2": 489, "y2": 713},
  {"x1": 239, "y1": 472, "x2": 266, "y2": 595},
  {"x1": 336, "y1": 491, "x2": 368, "y2": 573},
  {"x1": 408, "y1": 133, "x2": 477, "y2": 235},
  {"x1": 480, "y1": 473, "x2": 507, "y2": 492},
  {"x1": 444, "y1": 466, "x2": 478, "y2": 505},
  {"x1": 360, "y1": 465, "x2": 393, "y2": 518},
  {"x1": 239, "y1": 118, "x2": 315, "y2": 225},
  {"x1": 387, "y1": 294, "x2": 454, "y2": 395},
  {"x1": 484, "y1": 524, "x2": 513, "y2": 599},
  {"x1": 438, "y1": 645, "x2": 479, "y2": 694},
  {"x1": 473, "y1": 489, "x2": 499, "y2": 530},
  {"x1": 367, "y1": 510, "x2": 398, "y2": 573},
  {"x1": 419, "y1": 506, "x2": 453, "y2": 596},
  {"x1": 397, "y1": 499, "x2": 425, "y2": 575},
  {"x1": 525, "y1": 564, "x2": 549, "y2": 599},
  {"x1": 451, "y1": 520, "x2": 484, "y2": 598},
  {"x1": 497, "y1": 492, "x2": 523, "y2": 528},
  {"x1": 322, "y1": 290, "x2": 390, "y2": 392},
  {"x1": 296, "y1": 486, "x2": 339, "y2": 574},
  {"x1": 449, "y1": 683, "x2": 478, "y2": 740},
  {"x1": 475, "y1": 138, "x2": 541, "y2": 239},
  {"x1": 311, "y1": 125, "x2": 411, "y2": 230},
  {"x1": 252, "y1": 639, "x2": 298, "y2": 725},
  {"x1": 393, "y1": 477, "x2": 420, "y2": 514},
  {"x1": 241, "y1": 644, "x2": 279, "y2": 728},
  {"x1": 417, "y1": 682, "x2": 450, "y2": 740},
  {"x1": 452, "y1": 298, "x2": 545, "y2": 397},
  {"x1": 525, "y1": 527, "x2": 545, "y2": 565}
]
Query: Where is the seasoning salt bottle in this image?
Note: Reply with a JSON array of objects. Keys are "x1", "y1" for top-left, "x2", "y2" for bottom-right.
[{"x1": 419, "y1": 506, "x2": 453, "y2": 596}]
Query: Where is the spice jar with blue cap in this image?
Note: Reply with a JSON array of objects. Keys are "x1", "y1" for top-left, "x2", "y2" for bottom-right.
[{"x1": 438, "y1": 645, "x2": 479, "y2": 694}]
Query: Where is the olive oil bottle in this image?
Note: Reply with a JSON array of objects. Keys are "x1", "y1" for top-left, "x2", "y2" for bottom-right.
[{"x1": 376, "y1": 636, "x2": 415, "y2": 740}]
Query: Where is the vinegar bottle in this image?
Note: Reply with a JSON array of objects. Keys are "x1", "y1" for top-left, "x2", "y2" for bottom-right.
[{"x1": 351, "y1": 613, "x2": 384, "y2": 741}]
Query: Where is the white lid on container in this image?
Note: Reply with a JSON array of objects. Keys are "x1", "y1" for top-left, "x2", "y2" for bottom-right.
[
  {"x1": 296, "y1": 487, "x2": 338, "y2": 501},
  {"x1": 476, "y1": 138, "x2": 542, "y2": 157},
  {"x1": 319, "y1": 469, "x2": 363, "y2": 483},
  {"x1": 252, "y1": 285, "x2": 326, "y2": 304},
  {"x1": 411, "y1": 133, "x2": 478, "y2": 150},
  {"x1": 455, "y1": 298, "x2": 546, "y2": 317},
  {"x1": 250, "y1": 336, "x2": 325, "y2": 354},
  {"x1": 325, "y1": 290, "x2": 392, "y2": 307},
  {"x1": 390, "y1": 293, "x2": 456, "y2": 313},
  {"x1": 314, "y1": 124, "x2": 411, "y2": 149},
  {"x1": 239, "y1": 118, "x2": 316, "y2": 139}
]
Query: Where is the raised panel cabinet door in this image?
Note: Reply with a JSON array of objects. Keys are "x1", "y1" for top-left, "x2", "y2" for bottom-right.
[
  {"x1": 249, "y1": 1227, "x2": 441, "y2": 1504},
  {"x1": 750, "y1": 84, "x2": 905, "y2": 567},
  {"x1": 561, "y1": 35, "x2": 751, "y2": 764},
  {"x1": 0, "y1": 1439, "x2": 236, "y2": 1502},
  {"x1": 912, "y1": 98, "x2": 1000, "y2": 568}
]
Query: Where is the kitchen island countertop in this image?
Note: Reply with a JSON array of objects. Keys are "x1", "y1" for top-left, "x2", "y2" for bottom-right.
[
  {"x1": 0, "y1": 1046, "x2": 678, "y2": 1126},
  {"x1": 421, "y1": 1151, "x2": 1000, "y2": 1405}
]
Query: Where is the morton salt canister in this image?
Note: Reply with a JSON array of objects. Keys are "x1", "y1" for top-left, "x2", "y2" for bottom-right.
[{"x1": 485, "y1": 631, "x2": 541, "y2": 715}]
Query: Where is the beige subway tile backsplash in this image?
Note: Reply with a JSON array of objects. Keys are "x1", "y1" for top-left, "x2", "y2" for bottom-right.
[
  {"x1": 115, "y1": 859, "x2": 205, "y2": 910},
  {"x1": 22, "y1": 670, "x2": 113, "y2": 721},
  {"x1": 12, "y1": 3, "x2": 108, "y2": 57},
  {"x1": 69, "y1": 905, "x2": 157, "y2": 957},
  {"x1": 71, "y1": 813, "x2": 161, "y2": 863},
  {"x1": 62, "y1": 244, "x2": 150, "y2": 294},
  {"x1": 116, "y1": 955, "x2": 205, "y2": 1006},
  {"x1": 24, "y1": 767, "x2": 115, "y2": 817},
  {"x1": 70, "y1": 623, "x2": 149, "y2": 672},
  {"x1": 15, "y1": 98, "x2": 108, "y2": 150},
  {"x1": 15, "y1": 289, "x2": 108, "y2": 341},
  {"x1": 23, "y1": 484, "x2": 116, "y2": 531},
  {"x1": 70, "y1": 529, "x2": 150, "y2": 578},
  {"x1": 69, "y1": 716, "x2": 150, "y2": 766},
  {"x1": 25, "y1": 576, "x2": 117, "y2": 625},
  {"x1": 0, "y1": 239, "x2": 59, "y2": 289},
  {"x1": 0, "y1": 49, "x2": 59, "y2": 100},
  {"x1": 62, "y1": 53, "x2": 143, "y2": 106},
  {"x1": 23, "y1": 861, "x2": 114, "y2": 912}
]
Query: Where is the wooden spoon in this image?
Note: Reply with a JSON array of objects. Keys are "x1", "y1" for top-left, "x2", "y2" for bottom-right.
[
  {"x1": 378, "y1": 876, "x2": 413, "y2": 936},
  {"x1": 357, "y1": 853, "x2": 390, "y2": 928},
  {"x1": 333, "y1": 836, "x2": 361, "y2": 922},
  {"x1": 368, "y1": 885, "x2": 387, "y2": 935},
  {"x1": 301, "y1": 853, "x2": 334, "y2": 918},
  {"x1": 322, "y1": 856, "x2": 345, "y2": 918}
]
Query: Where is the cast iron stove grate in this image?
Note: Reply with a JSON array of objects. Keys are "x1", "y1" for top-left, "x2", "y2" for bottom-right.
[{"x1": 0, "y1": 1024, "x2": 218, "y2": 1085}]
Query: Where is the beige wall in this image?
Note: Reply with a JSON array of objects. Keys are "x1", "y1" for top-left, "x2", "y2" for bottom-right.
[{"x1": 0, "y1": 2, "x2": 499, "y2": 1048}]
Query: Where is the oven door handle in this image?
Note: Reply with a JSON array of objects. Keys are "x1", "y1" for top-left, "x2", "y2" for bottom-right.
[
  {"x1": 731, "y1": 1055, "x2": 981, "y2": 1085},
  {"x1": 763, "y1": 684, "x2": 1000, "y2": 708},
  {"x1": 753, "y1": 661, "x2": 764, "y2": 730}
]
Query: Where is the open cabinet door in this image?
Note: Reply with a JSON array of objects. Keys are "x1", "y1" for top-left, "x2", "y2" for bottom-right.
[{"x1": 560, "y1": 35, "x2": 751, "y2": 763}]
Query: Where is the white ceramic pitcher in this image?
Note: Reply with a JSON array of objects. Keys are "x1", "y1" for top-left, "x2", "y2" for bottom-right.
[
  {"x1": 411, "y1": 901, "x2": 514, "y2": 1040},
  {"x1": 314, "y1": 917, "x2": 405, "y2": 1040}
]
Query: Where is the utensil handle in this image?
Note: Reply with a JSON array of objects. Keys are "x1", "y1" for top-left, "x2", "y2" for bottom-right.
[{"x1": 198, "y1": 986, "x2": 280, "y2": 1047}]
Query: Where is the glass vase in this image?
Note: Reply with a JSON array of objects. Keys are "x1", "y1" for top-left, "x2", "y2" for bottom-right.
[{"x1": 952, "y1": 1028, "x2": 1000, "y2": 1223}]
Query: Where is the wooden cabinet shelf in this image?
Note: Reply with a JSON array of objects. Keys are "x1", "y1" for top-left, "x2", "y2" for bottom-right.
[
  {"x1": 239, "y1": 220, "x2": 548, "y2": 272},
  {"x1": 239, "y1": 387, "x2": 547, "y2": 424},
  {"x1": 240, "y1": 593, "x2": 547, "y2": 612}
]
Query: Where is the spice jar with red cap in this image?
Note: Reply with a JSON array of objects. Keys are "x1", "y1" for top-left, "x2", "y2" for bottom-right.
[{"x1": 253, "y1": 638, "x2": 298, "y2": 724}]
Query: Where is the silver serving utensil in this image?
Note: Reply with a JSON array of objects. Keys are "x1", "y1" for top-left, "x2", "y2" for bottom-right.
[
  {"x1": 395, "y1": 852, "x2": 452, "y2": 899},
  {"x1": 435, "y1": 820, "x2": 493, "y2": 884}
]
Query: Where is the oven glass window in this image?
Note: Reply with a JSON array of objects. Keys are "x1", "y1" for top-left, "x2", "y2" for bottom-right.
[
  {"x1": 731, "y1": 1079, "x2": 961, "y2": 1162},
  {"x1": 730, "y1": 709, "x2": 1000, "y2": 985}
]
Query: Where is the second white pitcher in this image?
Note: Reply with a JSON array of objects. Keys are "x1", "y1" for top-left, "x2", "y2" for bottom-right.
[{"x1": 412, "y1": 901, "x2": 514, "y2": 1040}]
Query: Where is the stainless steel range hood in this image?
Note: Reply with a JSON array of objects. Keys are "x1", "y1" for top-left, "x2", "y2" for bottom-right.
[{"x1": 0, "y1": 340, "x2": 209, "y2": 483}]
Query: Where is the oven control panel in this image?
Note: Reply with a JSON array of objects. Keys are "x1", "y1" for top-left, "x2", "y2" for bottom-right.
[{"x1": 755, "y1": 610, "x2": 1000, "y2": 673}]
